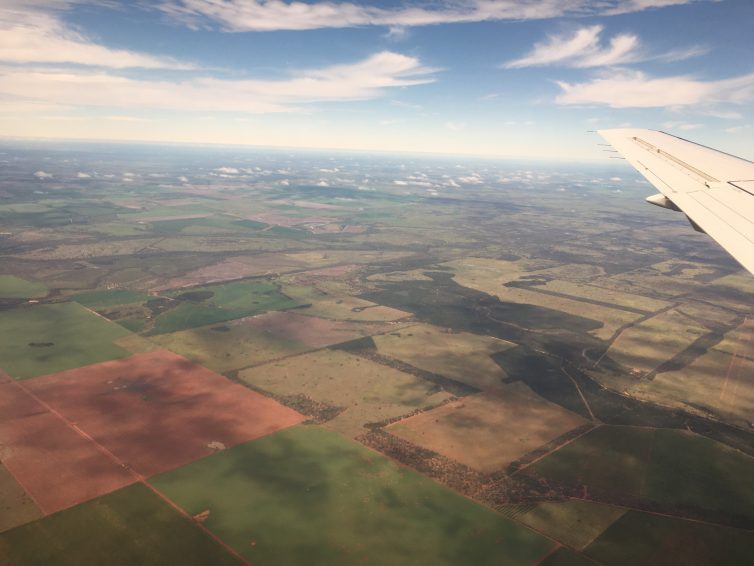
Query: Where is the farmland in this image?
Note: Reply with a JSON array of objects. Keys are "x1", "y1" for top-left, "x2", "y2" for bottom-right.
[
  {"x1": 151, "y1": 427, "x2": 555, "y2": 565},
  {"x1": 1, "y1": 141, "x2": 753, "y2": 561}
]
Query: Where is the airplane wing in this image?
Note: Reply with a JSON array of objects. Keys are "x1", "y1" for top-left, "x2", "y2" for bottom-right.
[{"x1": 598, "y1": 128, "x2": 754, "y2": 275}]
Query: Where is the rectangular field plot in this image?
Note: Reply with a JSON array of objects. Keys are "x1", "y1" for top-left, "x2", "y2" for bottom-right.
[
  {"x1": 373, "y1": 323, "x2": 515, "y2": 391},
  {"x1": 239, "y1": 349, "x2": 453, "y2": 437},
  {"x1": 88, "y1": 279, "x2": 301, "y2": 336},
  {"x1": 527, "y1": 426, "x2": 754, "y2": 524},
  {"x1": 297, "y1": 296, "x2": 411, "y2": 322},
  {"x1": 503, "y1": 500, "x2": 626, "y2": 551},
  {"x1": 24, "y1": 350, "x2": 304, "y2": 477},
  {"x1": 629, "y1": 346, "x2": 754, "y2": 428},
  {"x1": 584, "y1": 511, "x2": 754, "y2": 566},
  {"x1": 387, "y1": 382, "x2": 588, "y2": 473},
  {"x1": 0, "y1": 383, "x2": 135, "y2": 514},
  {"x1": 605, "y1": 309, "x2": 708, "y2": 375},
  {"x1": 0, "y1": 463, "x2": 43, "y2": 533},
  {"x1": 151, "y1": 426, "x2": 554, "y2": 566},
  {"x1": 152, "y1": 311, "x2": 398, "y2": 373},
  {"x1": 0, "y1": 302, "x2": 131, "y2": 379},
  {"x1": 0, "y1": 275, "x2": 47, "y2": 299},
  {"x1": 0, "y1": 484, "x2": 241, "y2": 566}
]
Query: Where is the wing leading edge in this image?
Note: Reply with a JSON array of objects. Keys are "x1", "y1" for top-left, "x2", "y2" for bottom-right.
[{"x1": 598, "y1": 128, "x2": 754, "y2": 275}]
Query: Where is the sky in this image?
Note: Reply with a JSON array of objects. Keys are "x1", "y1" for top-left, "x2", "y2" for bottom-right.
[{"x1": 0, "y1": 0, "x2": 752, "y2": 160}]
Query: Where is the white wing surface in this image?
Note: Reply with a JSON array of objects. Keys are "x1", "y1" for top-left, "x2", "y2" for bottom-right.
[{"x1": 598, "y1": 128, "x2": 754, "y2": 275}]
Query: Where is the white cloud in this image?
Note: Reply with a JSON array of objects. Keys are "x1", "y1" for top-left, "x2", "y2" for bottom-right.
[
  {"x1": 504, "y1": 25, "x2": 702, "y2": 69},
  {"x1": 0, "y1": 5, "x2": 193, "y2": 69},
  {"x1": 445, "y1": 121, "x2": 466, "y2": 131},
  {"x1": 556, "y1": 70, "x2": 754, "y2": 108},
  {"x1": 158, "y1": 0, "x2": 701, "y2": 32},
  {"x1": 662, "y1": 121, "x2": 703, "y2": 131},
  {"x1": 76, "y1": 171, "x2": 91, "y2": 178},
  {"x1": 0, "y1": 51, "x2": 436, "y2": 114},
  {"x1": 725, "y1": 125, "x2": 752, "y2": 134},
  {"x1": 215, "y1": 166, "x2": 239, "y2": 174},
  {"x1": 33, "y1": 170, "x2": 52, "y2": 178}
]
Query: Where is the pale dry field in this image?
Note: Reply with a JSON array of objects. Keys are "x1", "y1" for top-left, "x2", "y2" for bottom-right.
[
  {"x1": 387, "y1": 382, "x2": 588, "y2": 473},
  {"x1": 373, "y1": 323, "x2": 515, "y2": 390},
  {"x1": 606, "y1": 309, "x2": 708, "y2": 375},
  {"x1": 629, "y1": 319, "x2": 754, "y2": 427},
  {"x1": 539, "y1": 280, "x2": 671, "y2": 313},
  {"x1": 238, "y1": 349, "x2": 452, "y2": 437}
]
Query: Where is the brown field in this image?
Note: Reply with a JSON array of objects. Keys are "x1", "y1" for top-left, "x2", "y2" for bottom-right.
[
  {"x1": 239, "y1": 349, "x2": 453, "y2": 437},
  {"x1": 372, "y1": 323, "x2": 515, "y2": 390},
  {"x1": 0, "y1": 383, "x2": 136, "y2": 514},
  {"x1": 237, "y1": 311, "x2": 394, "y2": 349},
  {"x1": 152, "y1": 311, "x2": 396, "y2": 373},
  {"x1": 298, "y1": 296, "x2": 411, "y2": 322},
  {"x1": 248, "y1": 212, "x2": 333, "y2": 226},
  {"x1": 154, "y1": 254, "x2": 307, "y2": 290},
  {"x1": 23, "y1": 350, "x2": 304, "y2": 477},
  {"x1": 386, "y1": 382, "x2": 588, "y2": 473}
]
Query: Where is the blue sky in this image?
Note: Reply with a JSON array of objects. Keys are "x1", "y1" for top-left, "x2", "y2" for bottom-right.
[{"x1": 1, "y1": 0, "x2": 752, "y2": 159}]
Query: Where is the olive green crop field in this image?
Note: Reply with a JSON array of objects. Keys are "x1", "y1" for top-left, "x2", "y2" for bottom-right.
[
  {"x1": 0, "y1": 484, "x2": 241, "y2": 566},
  {"x1": 0, "y1": 302, "x2": 132, "y2": 379},
  {"x1": 151, "y1": 426, "x2": 554, "y2": 565}
]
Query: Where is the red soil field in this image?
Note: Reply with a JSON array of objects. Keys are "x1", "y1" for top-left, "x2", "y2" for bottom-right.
[
  {"x1": 0, "y1": 383, "x2": 135, "y2": 514},
  {"x1": 235, "y1": 310, "x2": 390, "y2": 349},
  {"x1": 23, "y1": 350, "x2": 305, "y2": 478}
]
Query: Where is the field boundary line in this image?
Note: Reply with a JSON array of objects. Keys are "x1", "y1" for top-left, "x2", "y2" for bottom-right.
[{"x1": 7, "y1": 379, "x2": 250, "y2": 565}]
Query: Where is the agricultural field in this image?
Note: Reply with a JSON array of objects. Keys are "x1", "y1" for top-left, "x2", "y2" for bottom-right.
[
  {"x1": 22, "y1": 350, "x2": 304, "y2": 478},
  {"x1": 583, "y1": 511, "x2": 754, "y2": 565},
  {"x1": 1, "y1": 141, "x2": 754, "y2": 561},
  {"x1": 603, "y1": 308, "x2": 709, "y2": 375},
  {"x1": 0, "y1": 302, "x2": 132, "y2": 379},
  {"x1": 372, "y1": 323, "x2": 515, "y2": 390},
  {"x1": 152, "y1": 311, "x2": 397, "y2": 373},
  {"x1": 151, "y1": 427, "x2": 555, "y2": 565},
  {"x1": 526, "y1": 426, "x2": 754, "y2": 524},
  {"x1": 0, "y1": 484, "x2": 241, "y2": 566},
  {"x1": 0, "y1": 464, "x2": 43, "y2": 533},
  {"x1": 629, "y1": 345, "x2": 754, "y2": 427},
  {"x1": 81, "y1": 279, "x2": 300, "y2": 335},
  {"x1": 0, "y1": 275, "x2": 47, "y2": 299},
  {"x1": 239, "y1": 349, "x2": 453, "y2": 437},
  {"x1": 503, "y1": 499, "x2": 626, "y2": 551},
  {"x1": 387, "y1": 383, "x2": 588, "y2": 473}
]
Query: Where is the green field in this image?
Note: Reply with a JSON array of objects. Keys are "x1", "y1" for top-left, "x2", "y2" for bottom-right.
[
  {"x1": 0, "y1": 484, "x2": 240, "y2": 565},
  {"x1": 151, "y1": 426, "x2": 554, "y2": 565},
  {"x1": 644, "y1": 429, "x2": 754, "y2": 521},
  {"x1": 151, "y1": 280, "x2": 298, "y2": 334},
  {"x1": 0, "y1": 302, "x2": 132, "y2": 379},
  {"x1": 0, "y1": 275, "x2": 47, "y2": 299},
  {"x1": 527, "y1": 426, "x2": 655, "y2": 496},
  {"x1": 70, "y1": 289, "x2": 153, "y2": 308},
  {"x1": 505, "y1": 500, "x2": 626, "y2": 550},
  {"x1": 0, "y1": 464, "x2": 42, "y2": 534},
  {"x1": 527, "y1": 426, "x2": 754, "y2": 523},
  {"x1": 584, "y1": 511, "x2": 754, "y2": 565}
]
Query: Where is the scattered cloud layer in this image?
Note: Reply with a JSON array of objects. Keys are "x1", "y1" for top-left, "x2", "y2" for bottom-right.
[
  {"x1": 158, "y1": 0, "x2": 701, "y2": 32},
  {"x1": 556, "y1": 70, "x2": 754, "y2": 108},
  {"x1": 0, "y1": 51, "x2": 436, "y2": 113},
  {"x1": 0, "y1": 5, "x2": 192, "y2": 69},
  {"x1": 504, "y1": 25, "x2": 705, "y2": 68}
]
